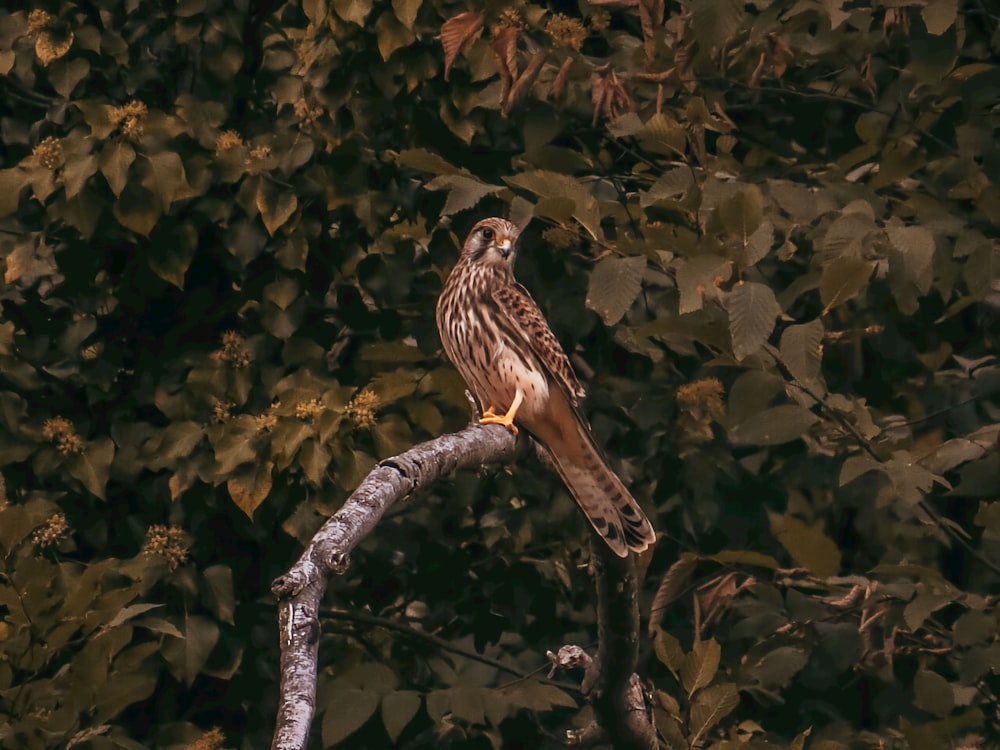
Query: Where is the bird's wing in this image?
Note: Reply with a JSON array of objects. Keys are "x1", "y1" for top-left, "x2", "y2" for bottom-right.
[{"x1": 493, "y1": 282, "x2": 586, "y2": 407}]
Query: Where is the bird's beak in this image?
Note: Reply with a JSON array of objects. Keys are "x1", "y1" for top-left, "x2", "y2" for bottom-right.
[{"x1": 497, "y1": 238, "x2": 512, "y2": 258}]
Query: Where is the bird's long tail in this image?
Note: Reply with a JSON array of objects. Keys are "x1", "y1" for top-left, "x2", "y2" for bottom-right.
[{"x1": 532, "y1": 408, "x2": 656, "y2": 557}]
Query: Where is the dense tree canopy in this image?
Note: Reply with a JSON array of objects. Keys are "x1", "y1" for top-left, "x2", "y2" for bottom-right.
[{"x1": 1, "y1": 0, "x2": 999, "y2": 748}]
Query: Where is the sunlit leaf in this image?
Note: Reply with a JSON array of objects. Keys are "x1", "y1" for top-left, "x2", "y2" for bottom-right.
[
  {"x1": 375, "y1": 11, "x2": 415, "y2": 60},
  {"x1": 227, "y1": 461, "x2": 274, "y2": 518},
  {"x1": 767, "y1": 512, "x2": 841, "y2": 577},
  {"x1": 689, "y1": 683, "x2": 739, "y2": 745},
  {"x1": 332, "y1": 0, "x2": 373, "y2": 25},
  {"x1": 256, "y1": 178, "x2": 298, "y2": 236},
  {"x1": 681, "y1": 638, "x2": 721, "y2": 696}
]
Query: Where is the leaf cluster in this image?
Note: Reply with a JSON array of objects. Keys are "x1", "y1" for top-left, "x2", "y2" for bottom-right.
[{"x1": 1, "y1": 0, "x2": 999, "y2": 748}]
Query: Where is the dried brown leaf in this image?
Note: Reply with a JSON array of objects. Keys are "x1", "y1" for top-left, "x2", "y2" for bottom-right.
[
  {"x1": 638, "y1": 0, "x2": 664, "y2": 59},
  {"x1": 591, "y1": 64, "x2": 634, "y2": 125},
  {"x1": 649, "y1": 555, "x2": 698, "y2": 634},
  {"x1": 492, "y1": 25, "x2": 519, "y2": 107},
  {"x1": 549, "y1": 56, "x2": 573, "y2": 103},
  {"x1": 439, "y1": 11, "x2": 485, "y2": 81},
  {"x1": 503, "y1": 50, "x2": 545, "y2": 117},
  {"x1": 695, "y1": 572, "x2": 753, "y2": 637}
]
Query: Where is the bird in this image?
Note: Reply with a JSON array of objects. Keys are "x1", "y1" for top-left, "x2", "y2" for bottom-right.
[{"x1": 436, "y1": 217, "x2": 656, "y2": 557}]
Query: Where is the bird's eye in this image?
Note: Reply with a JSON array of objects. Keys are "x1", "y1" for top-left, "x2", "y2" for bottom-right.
[{"x1": 481, "y1": 227, "x2": 494, "y2": 241}]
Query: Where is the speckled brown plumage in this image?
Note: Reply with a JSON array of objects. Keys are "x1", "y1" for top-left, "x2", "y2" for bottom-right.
[{"x1": 436, "y1": 217, "x2": 656, "y2": 557}]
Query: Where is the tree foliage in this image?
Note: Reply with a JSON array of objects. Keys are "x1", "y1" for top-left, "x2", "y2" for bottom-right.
[{"x1": 1, "y1": 0, "x2": 999, "y2": 748}]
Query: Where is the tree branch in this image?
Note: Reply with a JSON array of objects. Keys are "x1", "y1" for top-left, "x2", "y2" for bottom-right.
[
  {"x1": 269, "y1": 422, "x2": 517, "y2": 750},
  {"x1": 269, "y1": 420, "x2": 655, "y2": 749},
  {"x1": 586, "y1": 537, "x2": 657, "y2": 749}
]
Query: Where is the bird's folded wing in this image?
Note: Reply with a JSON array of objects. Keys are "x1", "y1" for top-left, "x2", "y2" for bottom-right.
[{"x1": 493, "y1": 282, "x2": 586, "y2": 407}]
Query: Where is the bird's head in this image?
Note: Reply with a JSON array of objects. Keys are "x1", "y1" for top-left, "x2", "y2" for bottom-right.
[{"x1": 461, "y1": 218, "x2": 520, "y2": 268}]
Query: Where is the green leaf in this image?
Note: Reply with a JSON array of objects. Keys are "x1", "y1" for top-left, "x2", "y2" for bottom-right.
[
  {"x1": 500, "y1": 680, "x2": 576, "y2": 711},
  {"x1": 887, "y1": 223, "x2": 936, "y2": 315},
  {"x1": 688, "y1": 682, "x2": 739, "y2": 745},
  {"x1": 653, "y1": 627, "x2": 685, "y2": 676},
  {"x1": 375, "y1": 11, "x2": 415, "y2": 60},
  {"x1": 728, "y1": 404, "x2": 818, "y2": 446},
  {"x1": 146, "y1": 151, "x2": 195, "y2": 210},
  {"x1": 104, "y1": 603, "x2": 165, "y2": 629},
  {"x1": 75, "y1": 100, "x2": 115, "y2": 139},
  {"x1": 839, "y1": 453, "x2": 883, "y2": 486},
  {"x1": 333, "y1": 0, "x2": 373, "y2": 25},
  {"x1": 913, "y1": 669, "x2": 954, "y2": 717},
  {"x1": 92, "y1": 663, "x2": 159, "y2": 724},
  {"x1": 745, "y1": 645, "x2": 809, "y2": 690},
  {"x1": 98, "y1": 140, "x2": 135, "y2": 196},
  {"x1": 779, "y1": 319, "x2": 825, "y2": 391},
  {"x1": 706, "y1": 549, "x2": 781, "y2": 569},
  {"x1": 504, "y1": 171, "x2": 603, "y2": 240},
  {"x1": 820, "y1": 255, "x2": 875, "y2": 313},
  {"x1": 60, "y1": 153, "x2": 97, "y2": 199},
  {"x1": 263, "y1": 276, "x2": 301, "y2": 310},
  {"x1": 675, "y1": 255, "x2": 731, "y2": 314},
  {"x1": 681, "y1": 638, "x2": 721, "y2": 696},
  {"x1": 160, "y1": 613, "x2": 220, "y2": 686},
  {"x1": 767, "y1": 512, "x2": 841, "y2": 577},
  {"x1": 903, "y1": 589, "x2": 954, "y2": 632},
  {"x1": 67, "y1": 436, "x2": 115, "y2": 500},
  {"x1": 922, "y1": 0, "x2": 957, "y2": 35},
  {"x1": 299, "y1": 438, "x2": 332, "y2": 486},
  {"x1": 322, "y1": 689, "x2": 380, "y2": 746},
  {"x1": 396, "y1": 148, "x2": 464, "y2": 176},
  {"x1": 640, "y1": 167, "x2": 693, "y2": 207},
  {"x1": 256, "y1": 178, "x2": 298, "y2": 236},
  {"x1": 382, "y1": 690, "x2": 421, "y2": 743},
  {"x1": 718, "y1": 186, "x2": 764, "y2": 243},
  {"x1": 327, "y1": 662, "x2": 399, "y2": 695},
  {"x1": 727, "y1": 281, "x2": 781, "y2": 361},
  {"x1": 144, "y1": 421, "x2": 204, "y2": 470},
  {"x1": 201, "y1": 565, "x2": 235, "y2": 625},
  {"x1": 919, "y1": 439, "x2": 987, "y2": 475},
  {"x1": 227, "y1": 461, "x2": 274, "y2": 519},
  {"x1": 586, "y1": 254, "x2": 646, "y2": 325},
  {"x1": 637, "y1": 112, "x2": 687, "y2": 157},
  {"x1": 372, "y1": 414, "x2": 413, "y2": 459},
  {"x1": 113, "y1": 183, "x2": 161, "y2": 236},
  {"x1": 0, "y1": 168, "x2": 26, "y2": 217},
  {"x1": 425, "y1": 174, "x2": 503, "y2": 216},
  {"x1": 741, "y1": 220, "x2": 774, "y2": 268},
  {"x1": 48, "y1": 57, "x2": 90, "y2": 98}
]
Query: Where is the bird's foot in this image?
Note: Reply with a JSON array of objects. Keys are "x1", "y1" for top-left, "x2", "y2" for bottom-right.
[{"x1": 480, "y1": 406, "x2": 519, "y2": 435}]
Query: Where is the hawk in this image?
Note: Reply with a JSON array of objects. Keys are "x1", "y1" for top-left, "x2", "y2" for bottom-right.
[{"x1": 436, "y1": 217, "x2": 656, "y2": 557}]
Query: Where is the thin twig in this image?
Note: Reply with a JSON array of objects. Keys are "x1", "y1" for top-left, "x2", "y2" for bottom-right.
[{"x1": 321, "y1": 608, "x2": 580, "y2": 692}]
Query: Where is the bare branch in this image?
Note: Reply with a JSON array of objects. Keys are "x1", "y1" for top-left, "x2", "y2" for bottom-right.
[
  {"x1": 270, "y1": 421, "x2": 655, "y2": 749},
  {"x1": 269, "y1": 423, "x2": 517, "y2": 750}
]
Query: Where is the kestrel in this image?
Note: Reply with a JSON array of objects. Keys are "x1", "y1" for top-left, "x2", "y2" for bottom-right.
[{"x1": 436, "y1": 217, "x2": 656, "y2": 557}]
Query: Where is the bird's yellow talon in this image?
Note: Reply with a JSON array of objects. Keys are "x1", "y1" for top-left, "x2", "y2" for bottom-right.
[{"x1": 480, "y1": 412, "x2": 518, "y2": 435}]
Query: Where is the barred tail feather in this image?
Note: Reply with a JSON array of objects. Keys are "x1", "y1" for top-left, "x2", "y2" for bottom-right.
[{"x1": 539, "y1": 418, "x2": 656, "y2": 557}]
